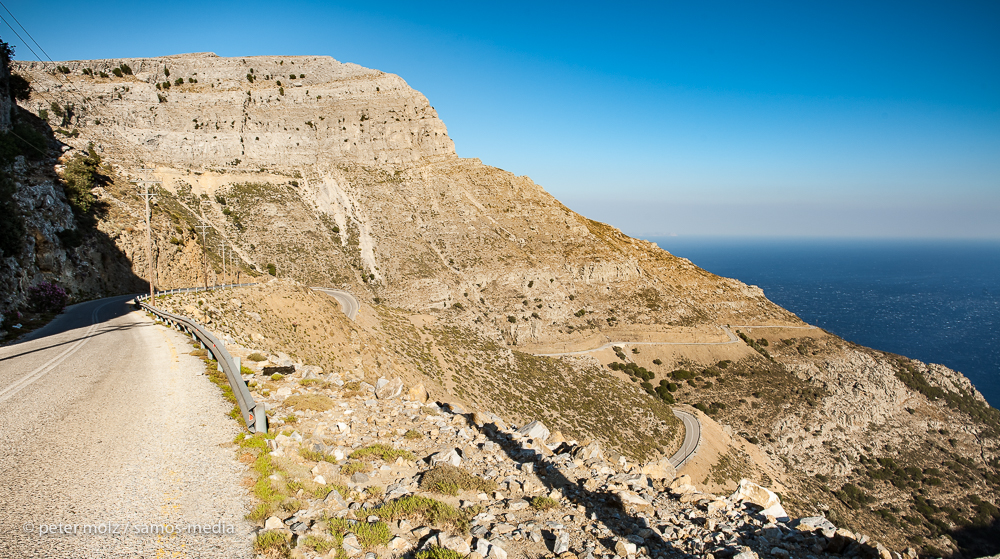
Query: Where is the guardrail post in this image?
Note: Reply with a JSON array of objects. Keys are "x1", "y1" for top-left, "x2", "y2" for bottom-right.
[{"x1": 252, "y1": 402, "x2": 268, "y2": 433}]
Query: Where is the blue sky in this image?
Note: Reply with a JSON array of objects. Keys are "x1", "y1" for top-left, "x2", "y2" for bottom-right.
[{"x1": 4, "y1": 0, "x2": 998, "y2": 238}]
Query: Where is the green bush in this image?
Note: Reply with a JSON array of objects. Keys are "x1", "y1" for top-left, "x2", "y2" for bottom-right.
[
  {"x1": 266, "y1": 263, "x2": 276, "y2": 276},
  {"x1": 416, "y1": 547, "x2": 465, "y2": 559},
  {"x1": 530, "y1": 496, "x2": 558, "y2": 510},
  {"x1": 61, "y1": 145, "x2": 104, "y2": 216},
  {"x1": 246, "y1": 73, "x2": 254, "y2": 83},
  {"x1": 120, "y1": 63, "x2": 132, "y2": 75},
  {"x1": 174, "y1": 77, "x2": 184, "y2": 86},
  {"x1": 112, "y1": 68, "x2": 123, "y2": 78},
  {"x1": 99, "y1": 71, "x2": 109, "y2": 78}
]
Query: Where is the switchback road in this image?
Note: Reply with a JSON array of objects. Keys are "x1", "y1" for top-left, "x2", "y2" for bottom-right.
[
  {"x1": 311, "y1": 287, "x2": 360, "y2": 320},
  {"x1": 0, "y1": 296, "x2": 249, "y2": 558},
  {"x1": 668, "y1": 409, "x2": 701, "y2": 468}
]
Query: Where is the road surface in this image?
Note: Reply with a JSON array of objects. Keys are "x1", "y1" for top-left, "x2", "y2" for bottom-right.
[
  {"x1": 0, "y1": 296, "x2": 250, "y2": 558},
  {"x1": 668, "y1": 409, "x2": 702, "y2": 468},
  {"x1": 311, "y1": 287, "x2": 360, "y2": 320},
  {"x1": 534, "y1": 324, "x2": 818, "y2": 357}
]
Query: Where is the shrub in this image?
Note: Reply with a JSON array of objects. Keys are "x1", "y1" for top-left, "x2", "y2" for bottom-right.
[
  {"x1": 506, "y1": 316, "x2": 516, "y2": 324},
  {"x1": 289, "y1": 74, "x2": 296, "y2": 80},
  {"x1": 174, "y1": 77, "x2": 184, "y2": 86},
  {"x1": 530, "y1": 496, "x2": 559, "y2": 510},
  {"x1": 119, "y1": 63, "x2": 132, "y2": 75},
  {"x1": 652, "y1": 359, "x2": 662, "y2": 365},
  {"x1": 341, "y1": 461, "x2": 369, "y2": 476},
  {"x1": 27, "y1": 281, "x2": 68, "y2": 312},
  {"x1": 299, "y1": 73, "x2": 305, "y2": 78},
  {"x1": 163, "y1": 66, "x2": 170, "y2": 77},
  {"x1": 574, "y1": 309, "x2": 586, "y2": 317},
  {"x1": 266, "y1": 263, "x2": 276, "y2": 276},
  {"x1": 246, "y1": 73, "x2": 254, "y2": 83},
  {"x1": 112, "y1": 68, "x2": 123, "y2": 78},
  {"x1": 61, "y1": 145, "x2": 103, "y2": 216},
  {"x1": 284, "y1": 393, "x2": 335, "y2": 411},
  {"x1": 420, "y1": 464, "x2": 496, "y2": 495},
  {"x1": 247, "y1": 352, "x2": 267, "y2": 362},
  {"x1": 350, "y1": 444, "x2": 416, "y2": 463},
  {"x1": 416, "y1": 548, "x2": 465, "y2": 559},
  {"x1": 368, "y1": 495, "x2": 468, "y2": 530},
  {"x1": 404, "y1": 429, "x2": 423, "y2": 440},
  {"x1": 253, "y1": 531, "x2": 288, "y2": 555},
  {"x1": 279, "y1": 87, "x2": 284, "y2": 96},
  {"x1": 99, "y1": 71, "x2": 109, "y2": 78}
]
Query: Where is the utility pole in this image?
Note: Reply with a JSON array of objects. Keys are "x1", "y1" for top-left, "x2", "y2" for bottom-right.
[
  {"x1": 136, "y1": 169, "x2": 159, "y2": 306},
  {"x1": 195, "y1": 221, "x2": 210, "y2": 289},
  {"x1": 218, "y1": 239, "x2": 227, "y2": 287}
]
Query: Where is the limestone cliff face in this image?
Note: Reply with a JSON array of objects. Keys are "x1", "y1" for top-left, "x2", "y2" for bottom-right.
[
  {"x1": 17, "y1": 53, "x2": 453, "y2": 167},
  {"x1": 0, "y1": 155, "x2": 145, "y2": 315},
  {"x1": 15, "y1": 53, "x2": 798, "y2": 346}
]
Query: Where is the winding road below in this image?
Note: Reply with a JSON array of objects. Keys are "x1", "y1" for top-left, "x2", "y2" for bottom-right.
[
  {"x1": 534, "y1": 324, "x2": 818, "y2": 357},
  {"x1": 0, "y1": 296, "x2": 249, "y2": 558},
  {"x1": 668, "y1": 409, "x2": 702, "y2": 469},
  {"x1": 311, "y1": 287, "x2": 360, "y2": 321}
]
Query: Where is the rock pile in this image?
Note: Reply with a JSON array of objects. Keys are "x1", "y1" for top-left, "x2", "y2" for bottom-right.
[{"x1": 244, "y1": 359, "x2": 901, "y2": 559}]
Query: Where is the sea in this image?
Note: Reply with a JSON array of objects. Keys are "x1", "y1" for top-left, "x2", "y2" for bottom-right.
[{"x1": 645, "y1": 237, "x2": 1000, "y2": 409}]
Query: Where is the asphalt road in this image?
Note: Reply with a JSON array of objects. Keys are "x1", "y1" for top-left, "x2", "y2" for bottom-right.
[
  {"x1": 668, "y1": 409, "x2": 702, "y2": 468},
  {"x1": 0, "y1": 296, "x2": 250, "y2": 558},
  {"x1": 310, "y1": 287, "x2": 360, "y2": 320}
]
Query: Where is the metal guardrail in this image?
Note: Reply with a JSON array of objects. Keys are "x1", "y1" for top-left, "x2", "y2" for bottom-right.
[{"x1": 136, "y1": 283, "x2": 266, "y2": 433}]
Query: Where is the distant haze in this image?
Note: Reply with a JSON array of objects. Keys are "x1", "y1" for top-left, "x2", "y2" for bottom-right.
[{"x1": 4, "y1": 0, "x2": 998, "y2": 238}]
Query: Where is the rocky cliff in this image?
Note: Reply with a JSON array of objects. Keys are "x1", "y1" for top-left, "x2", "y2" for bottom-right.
[{"x1": 9, "y1": 53, "x2": 1000, "y2": 557}]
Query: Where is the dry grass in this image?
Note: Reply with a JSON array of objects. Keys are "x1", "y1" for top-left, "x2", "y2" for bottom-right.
[{"x1": 283, "y1": 393, "x2": 335, "y2": 412}]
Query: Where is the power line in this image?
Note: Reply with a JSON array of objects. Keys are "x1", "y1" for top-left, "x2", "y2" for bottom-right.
[
  {"x1": 0, "y1": 3, "x2": 135, "y2": 158},
  {"x1": 0, "y1": 1, "x2": 53, "y2": 61},
  {"x1": 0, "y1": 13, "x2": 43, "y2": 63}
]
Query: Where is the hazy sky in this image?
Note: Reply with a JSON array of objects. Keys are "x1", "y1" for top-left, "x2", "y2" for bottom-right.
[{"x1": 4, "y1": 1, "x2": 998, "y2": 238}]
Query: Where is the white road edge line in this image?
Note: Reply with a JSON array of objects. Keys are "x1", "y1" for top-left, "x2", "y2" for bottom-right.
[{"x1": 0, "y1": 300, "x2": 115, "y2": 404}]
